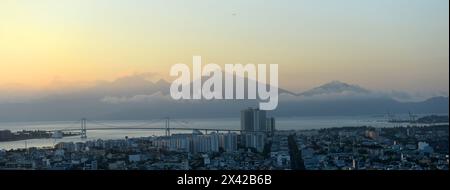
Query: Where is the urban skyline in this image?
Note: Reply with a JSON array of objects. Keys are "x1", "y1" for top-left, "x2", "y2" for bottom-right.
[{"x1": 0, "y1": 108, "x2": 448, "y2": 170}]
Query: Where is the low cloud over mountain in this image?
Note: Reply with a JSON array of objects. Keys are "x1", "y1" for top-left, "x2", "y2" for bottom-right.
[
  {"x1": 298, "y1": 80, "x2": 371, "y2": 96},
  {"x1": 0, "y1": 74, "x2": 448, "y2": 122}
]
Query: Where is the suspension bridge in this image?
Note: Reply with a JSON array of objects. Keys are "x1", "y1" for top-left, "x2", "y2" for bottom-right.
[{"x1": 49, "y1": 117, "x2": 268, "y2": 139}]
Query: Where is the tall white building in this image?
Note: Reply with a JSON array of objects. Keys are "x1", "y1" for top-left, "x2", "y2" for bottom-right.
[
  {"x1": 153, "y1": 132, "x2": 237, "y2": 153},
  {"x1": 220, "y1": 133, "x2": 237, "y2": 152},
  {"x1": 242, "y1": 133, "x2": 266, "y2": 152},
  {"x1": 192, "y1": 135, "x2": 219, "y2": 153},
  {"x1": 241, "y1": 108, "x2": 267, "y2": 152},
  {"x1": 241, "y1": 108, "x2": 267, "y2": 132},
  {"x1": 168, "y1": 135, "x2": 191, "y2": 152}
]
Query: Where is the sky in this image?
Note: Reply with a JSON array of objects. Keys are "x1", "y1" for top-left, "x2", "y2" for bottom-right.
[{"x1": 0, "y1": 0, "x2": 448, "y2": 95}]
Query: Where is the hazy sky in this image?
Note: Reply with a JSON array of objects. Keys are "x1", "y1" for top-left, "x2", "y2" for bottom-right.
[{"x1": 0, "y1": 0, "x2": 448, "y2": 94}]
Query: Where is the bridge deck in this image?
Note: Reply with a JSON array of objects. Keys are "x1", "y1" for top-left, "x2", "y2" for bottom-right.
[{"x1": 50, "y1": 127, "x2": 268, "y2": 133}]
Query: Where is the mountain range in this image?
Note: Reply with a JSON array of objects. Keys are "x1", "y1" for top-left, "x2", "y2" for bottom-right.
[{"x1": 0, "y1": 74, "x2": 448, "y2": 122}]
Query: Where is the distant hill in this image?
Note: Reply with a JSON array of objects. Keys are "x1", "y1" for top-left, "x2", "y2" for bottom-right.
[{"x1": 298, "y1": 80, "x2": 370, "y2": 96}]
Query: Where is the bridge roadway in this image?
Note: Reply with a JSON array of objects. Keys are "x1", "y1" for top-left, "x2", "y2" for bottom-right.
[{"x1": 48, "y1": 127, "x2": 268, "y2": 134}]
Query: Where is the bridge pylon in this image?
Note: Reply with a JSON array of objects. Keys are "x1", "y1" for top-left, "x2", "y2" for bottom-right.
[{"x1": 81, "y1": 118, "x2": 87, "y2": 139}]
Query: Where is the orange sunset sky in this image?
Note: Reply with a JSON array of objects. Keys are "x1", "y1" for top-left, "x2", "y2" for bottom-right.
[{"x1": 0, "y1": 0, "x2": 448, "y2": 94}]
